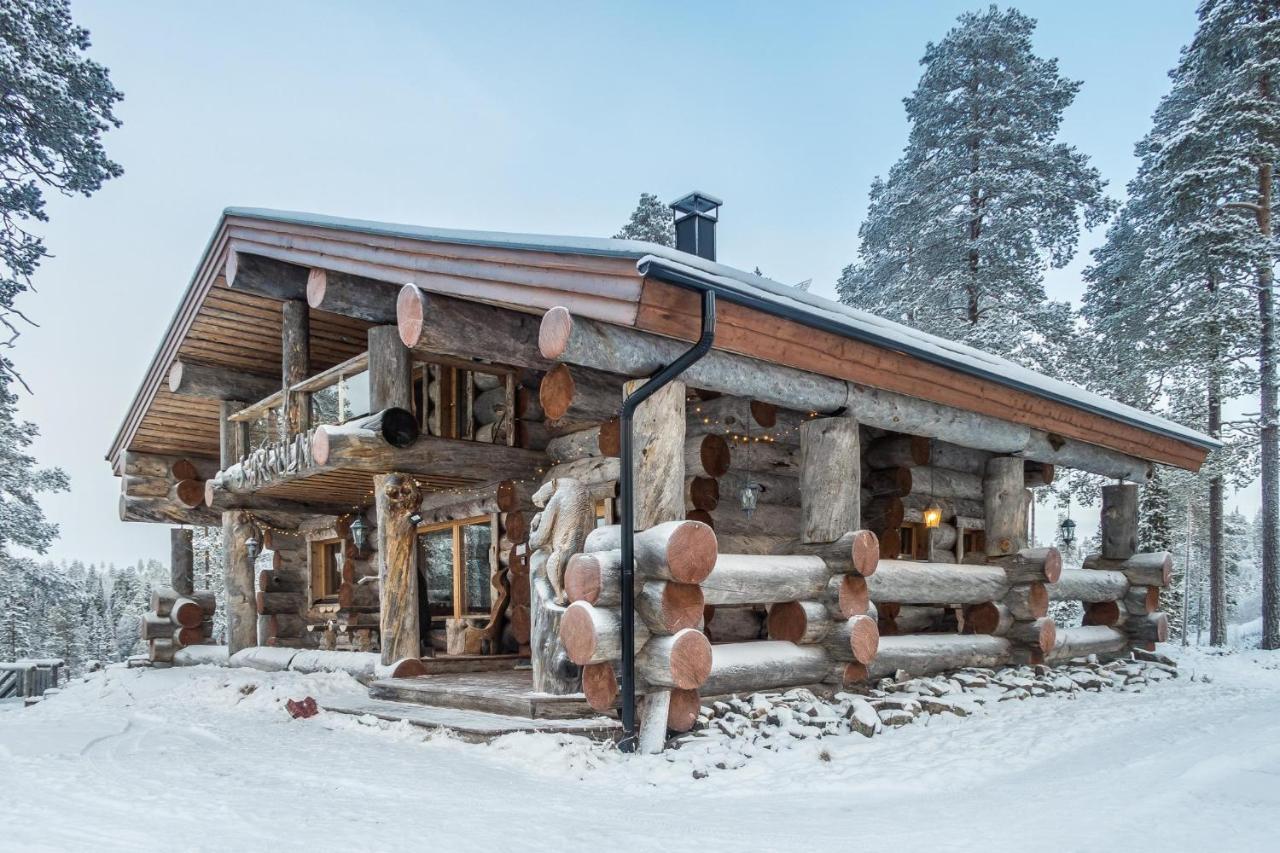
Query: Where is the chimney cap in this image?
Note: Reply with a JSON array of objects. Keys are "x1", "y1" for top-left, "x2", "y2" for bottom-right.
[{"x1": 670, "y1": 191, "x2": 723, "y2": 217}]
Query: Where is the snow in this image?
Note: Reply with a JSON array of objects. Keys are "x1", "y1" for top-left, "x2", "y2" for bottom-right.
[
  {"x1": 223, "y1": 207, "x2": 1214, "y2": 451},
  {"x1": 3, "y1": 647, "x2": 1279, "y2": 851}
]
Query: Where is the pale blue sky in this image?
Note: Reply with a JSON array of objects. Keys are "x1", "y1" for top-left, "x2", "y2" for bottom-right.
[{"x1": 17, "y1": 0, "x2": 1218, "y2": 567}]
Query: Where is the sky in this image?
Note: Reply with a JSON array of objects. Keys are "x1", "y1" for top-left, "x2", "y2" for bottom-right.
[{"x1": 13, "y1": 0, "x2": 1239, "y2": 568}]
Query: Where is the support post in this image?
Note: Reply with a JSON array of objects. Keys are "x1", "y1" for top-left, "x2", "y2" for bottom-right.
[
  {"x1": 368, "y1": 325, "x2": 413, "y2": 411},
  {"x1": 223, "y1": 510, "x2": 257, "y2": 654},
  {"x1": 625, "y1": 378, "x2": 687, "y2": 529},
  {"x1": 220, "y1": 400, "x2": 248, "y2": 469},
  {"x1": 376, "y1": 472, "x2": 422, "y2": 665},
  {"x1": 170, "y1": 528, "x2": 194, "y2": 597},
  {"x1": 984, "y1": 456, "x2": 1028, "y2": 557},
  {"x1": 800, "y1": 417, "x2": 861, "y2": 543},
  {"x1": 281, "y1": 300, "x2": 310, "y2": 440},
  {"x1": 1100, "y1": 483, "x2": 1139, "y2": 560}
]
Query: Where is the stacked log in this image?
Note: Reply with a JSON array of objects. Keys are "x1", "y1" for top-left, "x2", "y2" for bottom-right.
[{"x1": 143, "y1": 588, "x2": 217, "y2": 663}]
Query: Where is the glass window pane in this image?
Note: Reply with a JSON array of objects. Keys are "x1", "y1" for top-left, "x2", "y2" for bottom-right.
[
  {"x1": 342, "y1": 370, "x2": 371, "y2": 421},
  {"x1": 311, "y1": 384, "x2": 341, "y2": 427},
  {"x1": 417, "y1": 529, "x2": 454, "y2": 616},
  {"x1": 462, "y1": 522, "x2": 492, "y2": 614}
]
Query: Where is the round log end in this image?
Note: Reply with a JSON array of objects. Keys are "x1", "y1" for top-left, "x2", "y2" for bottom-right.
[
  {"x1": 1027, "y1": 582, "x2": 1049, "y2": 618},
  {"x1": 766, "y1": 601, "x2": 807, "y2": 643},
  {"x1": 560, "y1": 601, "x2": 600, "y2": 666},
  {"x1": 967, "y1": 602, "x2": 1001, "y2": 635},
  {"x1": 396, "y1": 284, "x2": 426, "y2": 348},
  {"x1": 174, "y1": 479, "x2": 206, "y2": 508},
  {"x1": 748, "y1": 400, "x2": 777, "y2": 429},
  {"x1": 839, "y1": 662, "x2": 870, "y2": 686},
  {"x1": 659, "y1": 583, "x2": 705, "y2": 633},
  {"x1": 255, "y1": 590, "x2": 268, "y2": 615},
  {"x1": 305, "y1": 267, "x2": 328, "y2": 308},
  {"x1": 539, "y1": 363, "x2": 575, "y2": 422},
  {"x1": 538, "y1": 306, "x2": 574, "y2": 360},
  {"x1": 834, "y1": 574, "x2": 870, "y2": 619},
  {"x1": 495, "y1": 480, "x2": 522, "y2": 513},
  {"x1": 685, "y1": 508, "x2": 714, "y2": 529},
  {"x1": 667, "y1": 688, "x2": 701, "y2": 732},
  {"x1": 563, "y1": 553, "x2": 603, "y2": 604},
  {"x1": 1042, "y1": 547, "x2": 1063, "y2": 584},
  {"x1": 909, "y1": 435, "x2": 932, "y2": 466},
  {"x1": 389, "y1": 657, "x2": 429, "y2": 679},
  {"x1": 847, "y1": 614, "x2": 880, "y2": 664},
  {"x1": 203, "y1": 479, "x2": 216, "y2": 508},
  {"x1": 503, "y1": 510, "x2": 528, "y2": 545},
  {"x1": 1152, "y1": 612, "x2": 1170, "y2": 643},
  {"x1": 699, "y1": 434, "x2": 731, "y2": 478},
  {"x1": 850, "y1": 529, "x2": 880, "y2": 577},
  {"x1": 878, "y1": 602, "x2": 901, "y2": 621},
  {"x1": 666, "y1": 519, "x2": 719, "y2": 584},
  {"x1": 666, "y1": 628, "x2": 713, "y2": 690},
  {"x1": 171, "y1": 599, "x2": 204, "y2": 629},
  {"x1": 1036, "y1": 618, "x2": 1057, "y2": 654},
  {"x1": 1144, "y1": 585, "x2": 1160, "y2": 614},
  {"x1": 171, "y1": 459, "x2": 200, "y2": 482},
  {"x1": 167, "y1": 361, "x2": 185, "y2": 394},
  {"x1": 312, "y1": 428, "x2": 332, "y2": 466},
  {"x1": 597, "y1": 417, "x2": 621, "y2": 458},
  {"x1": 379, "y1": 407, "x2": 421, "y2": 448},
  {"x1": 1159, "y1": 553, "x2": 1173, "y2": 586},
  {"x1": 581, "y1": 661, "x2": 618, "y2": 712},
  {"x1": 688, "y1": 476, "x2": 720, "y2": 512},
  {"x1": 878, "y1": 527, "x2": 901, "y2": 560}
]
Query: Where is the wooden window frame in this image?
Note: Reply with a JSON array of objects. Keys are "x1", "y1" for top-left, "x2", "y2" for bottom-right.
[
  {"x1": 309, "y1": 538, "x2": 344, "y2": 603},
  {"x1": 416, "y1": 514, "x2": 499, "y2": 619},
  {"x1": 411, "y1": 358, "x2": 517, "y2": 445}
]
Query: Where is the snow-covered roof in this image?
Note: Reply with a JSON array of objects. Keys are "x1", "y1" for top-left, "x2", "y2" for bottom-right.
[{"x1": 225, "y1": 207, "x2": 1219, "y2": 452}]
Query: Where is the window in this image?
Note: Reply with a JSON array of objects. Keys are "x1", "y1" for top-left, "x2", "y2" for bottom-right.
[
  {"x1": 416, "y1": 516, "x2": 495, "y2": 620},
  {"x1": 310, "y1": 539, "x2": 343, "y2": 601},
  {"x1": 594, "y1": 498, "x2": 614, "y2": 527},
  {"x1": 311, "y1": 369, "x2": 371, "y2": 427}
]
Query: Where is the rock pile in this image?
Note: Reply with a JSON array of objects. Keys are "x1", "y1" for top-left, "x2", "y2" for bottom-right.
[{"x1": 669, "y1": 649, "x2": 1178, "y2": 774}]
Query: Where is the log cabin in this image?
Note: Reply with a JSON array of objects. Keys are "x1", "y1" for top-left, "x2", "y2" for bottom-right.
[{"x1": 108, "y1": 193, "x2": 1215, "y2": 750}]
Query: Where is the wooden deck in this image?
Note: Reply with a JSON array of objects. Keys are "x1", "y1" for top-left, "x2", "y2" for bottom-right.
[{"x1": 367, "y1": 670, "x2": 603, "y2": 720}]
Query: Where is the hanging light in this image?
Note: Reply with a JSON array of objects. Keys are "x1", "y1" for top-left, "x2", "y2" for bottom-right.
[
  {"x1": 1059, "y1": 517, "x2": 1077, "y2": 548},
  {"x1": 245, "y1": 534, "x2": 261, "y2": 563},
  {"x1": 349, "y1": 516, "x2": 369, "y2": 555},
  {"x1": 740, "y1": 481, "x2": 761, "y2": 519}
]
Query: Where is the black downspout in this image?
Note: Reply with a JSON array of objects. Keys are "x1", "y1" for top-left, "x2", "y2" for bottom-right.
[{"x1": 617, "y1": 288, "x2": 716, "y2": 753}]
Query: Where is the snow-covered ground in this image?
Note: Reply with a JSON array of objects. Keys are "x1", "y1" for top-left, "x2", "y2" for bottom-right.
[{"x1": 3, "y1": 646, "x2": 1279, "y2": 852}]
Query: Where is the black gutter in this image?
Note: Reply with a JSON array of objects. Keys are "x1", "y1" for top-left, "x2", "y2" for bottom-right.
[
  {"x1": 617, "y1": 288, "x2": 716, "y2": 753},
  {"x1": 635, "y1": 256, "x2": 1222, "y2": 453}
]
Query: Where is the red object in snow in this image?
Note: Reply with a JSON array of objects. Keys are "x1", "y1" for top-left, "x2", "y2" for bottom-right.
[{"x1": 286, "y1": 696, "x2": 319, "y2": 719}]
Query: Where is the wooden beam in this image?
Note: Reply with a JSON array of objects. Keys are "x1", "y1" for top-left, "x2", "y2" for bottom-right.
[
  {"x1": 119, "y1": 494, "x2": 219, "y2": 526},
  {"x1": 800, "y1": 417, "x2": 861, "y2": 543},
  {"x1": 202, "y1": 478, "x2": 353, "y2": 516},
  {"x1": 397, "y1": 285, "x2": 553, "y2": 370},
  {"x1": 219, "y1": 401, "x2": 248, "y2": 468},
  {"x1": 376, "y1": 473, "x2": 421, "y2": 664},
  {"x1": 168, "y1": 359, "x2": 279, "y2": 402},
  {"x1": 223, "y1": 510, "x2": 257, "y2": 654},
  {"x1": 538, "y1": 307, "x2": 1156, "y2": 480},
  {"x1": 281, "y1": 300, "x2": 310, "y2": 438},
  {"x1": 225, "y1": 250, "x2": 309, "y2": 301},
  {"x1": 308, "y1": 267, "x2": 400, "y2": 324},
  {"x1": 368, "y1": 326, "x2": 413, "y2": 411},
  {"x1": 170, "y1": 528, "x2": 194, "y2": 596}
]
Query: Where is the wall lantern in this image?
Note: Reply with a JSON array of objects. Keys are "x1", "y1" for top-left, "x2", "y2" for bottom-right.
[
  {"x1": 245, "y1": 534, "x2": 261, "y2": 563},
  {"x1": 740, "y1": 482, "x2": 761, "y2": 519},
  {"x1": 922, "y1": 503, "x2": 943, "y2": 529},
  {"x1": 349, "y1": 516, "x2": 369, "y2": 555},
  {"x1": 1059, "y1": 517, "x2": 1077, "y2": 548}
]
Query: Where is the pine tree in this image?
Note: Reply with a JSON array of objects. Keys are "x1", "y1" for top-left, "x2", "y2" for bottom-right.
[
  {"x1": 838, "y1": 6, "x2": 1114, "y2": 374},
  {"x1": 614, "y1": 193, "x2": 674, "y2": 246},
  {"x1": 1093, "y1": 0, "x2": 1280, "y2": 647},
  {"x1": 1, "y1": 0, "x2": 123, "y2": 369}
]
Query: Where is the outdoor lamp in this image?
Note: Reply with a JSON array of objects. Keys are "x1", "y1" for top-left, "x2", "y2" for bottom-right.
[
  {"x1": 349, "y1": 516, "x2": 369, "y2": 555},
  {"x1": 245, "y1": 534, "x2": 261, "y2": 563},
  {"x1": 740, "y1": 482, "x2": 761, "y2": 519},
  {"x1": 922, "y1": 503, "x2": 943, "y2": 529},
  {"x1": 1060, "y1": 517, "x2": 1077, "y2": 548}
]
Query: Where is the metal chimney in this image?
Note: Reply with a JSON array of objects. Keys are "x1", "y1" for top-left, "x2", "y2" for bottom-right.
[{"x1": 670, "y1": 191, "x2": 722, "y2": 262}]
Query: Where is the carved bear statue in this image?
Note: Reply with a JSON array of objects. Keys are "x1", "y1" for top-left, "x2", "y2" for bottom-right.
[{"x1": 528, "y1": 477, "x2": 594, "y2": 605}]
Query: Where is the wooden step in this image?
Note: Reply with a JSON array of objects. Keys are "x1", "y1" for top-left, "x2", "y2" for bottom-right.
[
  {"x1": 367, "y1": 670, "x2": 599, "y2": 719},
  {"x1": 323, "y1": 697, "x2": 620, "y2": 743}
]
